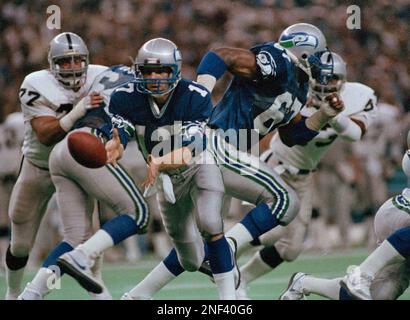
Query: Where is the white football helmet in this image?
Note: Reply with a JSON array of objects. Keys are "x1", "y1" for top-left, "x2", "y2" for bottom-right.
[
  {"x1": 48, "y1": 32, "x2": 89, "y2": 90},
  {"x1": 134, "y1": 38, "x2": 182, "y2": 95},
  {"x1": 310, "y1": 51, "x2": 347, "y2": 99}
]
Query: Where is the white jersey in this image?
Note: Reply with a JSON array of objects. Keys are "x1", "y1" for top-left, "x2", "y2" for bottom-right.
[
  {"x1": 20, "y1": 64, "x2": 108, "y2": 169},
  {"x1": 270, "y1": 82, "x2": 378, "y2": 170},
  {"x1": 0, "y1": 112, "x2": 24, "y2": 176}
]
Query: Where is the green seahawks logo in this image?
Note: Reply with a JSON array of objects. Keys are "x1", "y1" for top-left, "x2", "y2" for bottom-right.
[{"x1": 280, "y1": 32, "x2": 318, "y2": 49}]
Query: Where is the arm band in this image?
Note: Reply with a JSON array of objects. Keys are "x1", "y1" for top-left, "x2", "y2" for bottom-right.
[
  {"x1": 197, "y1": 51, "x2": 228, "y2": 80},
  {"x1": 329, "y1": 115, "x2": 362, "y2": 141},
  {"x1": 305, "y1": 109, "x2": 333, "y2": 131},
  {"x1": 279, "y1": 117, "x2": 319, "y2": 147},
  {"x1": 59, "y1": 98, "x2": 88, "y2": 132}
]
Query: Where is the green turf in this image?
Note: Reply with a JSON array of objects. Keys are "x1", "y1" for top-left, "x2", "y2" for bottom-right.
[{"x1": 1, "y1": 248, "x2": 409, "y2": 300}]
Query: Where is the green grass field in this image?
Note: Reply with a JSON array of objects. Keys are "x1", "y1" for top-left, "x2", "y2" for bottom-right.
[{"x1": 1, "y1": 248, "x2": 409, "y2": 300}]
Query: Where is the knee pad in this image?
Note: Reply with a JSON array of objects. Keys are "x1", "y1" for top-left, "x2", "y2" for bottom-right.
[
  {"x1": 259, "y1": 246, "x2": 284, "y2": 269},
  {"x1": 6, "y1": 245, "x2": 29, "y2": 270}
]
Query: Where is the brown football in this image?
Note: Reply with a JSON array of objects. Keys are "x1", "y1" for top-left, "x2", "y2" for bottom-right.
[{"x1": 67, "y1": 131, "x2": 107, "y2": 168}]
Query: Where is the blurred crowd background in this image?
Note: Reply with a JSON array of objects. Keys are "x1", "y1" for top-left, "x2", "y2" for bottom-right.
[{"x1": 0, "y1": 0, "x2": 410, "y2": 266}]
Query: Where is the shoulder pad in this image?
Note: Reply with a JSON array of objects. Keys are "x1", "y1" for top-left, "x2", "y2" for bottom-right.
[{"x1": 340, "y1": 82, "x2": 377, "y2": 116}]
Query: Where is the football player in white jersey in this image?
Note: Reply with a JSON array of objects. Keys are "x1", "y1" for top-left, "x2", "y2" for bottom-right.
[
  {"x1": 4, "y1": 32, "x2": 108, "y2": 300},
  {"x1": 0, "y1": 112, "x2": 24, "y2": 271},
  {"x1": 235, "y1": 52, "x2": 378, "y2": 299},
  {"x1": 280, "y1": 134, "x2": 410, "y2": 300}
]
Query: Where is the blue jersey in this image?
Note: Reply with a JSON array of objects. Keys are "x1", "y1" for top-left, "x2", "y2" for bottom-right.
[
  {"x1": 208, "y1": 42, "x2": 309, "y2": 147},
  {"x1": 74, "y1": 65, "x2": 135, "y2": 137},
  {"x1": 108, "y1": 79, "x2": 212, "y2": 159}
]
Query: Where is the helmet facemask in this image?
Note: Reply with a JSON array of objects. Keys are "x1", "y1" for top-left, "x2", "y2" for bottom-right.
[
  {"x1": 134, "y1": 38, "x2": 182, "y2": 97},
  {"x1": 135, "y1": 61, "x2": 180, "y2": 96},
  {"x1": 50, "y1": 54, "x2": 88, "y2": 90},
  {"x1": 309, "y1": 51, "x2": 346, "y2": 102}
]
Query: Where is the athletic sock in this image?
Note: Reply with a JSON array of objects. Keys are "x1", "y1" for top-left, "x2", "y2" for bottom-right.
[
  {"x1": 302, "y1": 276, "x2": 342, "y2": 300},
  {"x1": 208, "y1": 237, "x2": 235, "y2": 300},
  {"x1": 128, "y1": 262, "x2": 176, "y2": 299}
]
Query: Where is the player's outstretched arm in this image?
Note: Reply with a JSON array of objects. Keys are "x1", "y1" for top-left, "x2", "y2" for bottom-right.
[
  {"x1": 196, "y1": 47, "x2": 257, "y2": 92},
  {"x1": 141, "y1": 147, "x2": 192, "y2": 188},
  {"x1": 306, "y1": 92, "x2": 345, "y2": 131}
]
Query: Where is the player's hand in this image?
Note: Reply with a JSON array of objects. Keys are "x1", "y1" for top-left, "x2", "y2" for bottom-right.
[
  {"x1": 87, "y1": 91, "x2": 104, "y2": 109},
  {"x1": 105, "y1": 128, "x2": 123, "y2": 165},
  {"x1": 323, "y1": 92, "x2": 344, "y2": 117},
  {"x1": 141, "y1": 155, "x2": 160, "y2": 188}
]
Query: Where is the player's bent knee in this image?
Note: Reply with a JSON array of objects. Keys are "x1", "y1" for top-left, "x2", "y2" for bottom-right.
[
  {"x1": 179, "y1": 257, "x2": 202, "y2": 272},
  {"x1": 9, "y1": 242, "x2": 31, "y2": 259},
  {"x1": 200, "y1": 226, "x2": 224, "y2": 241},
  {"x1": 278, "y1": 246, "x2": 302, "y2": 262}
]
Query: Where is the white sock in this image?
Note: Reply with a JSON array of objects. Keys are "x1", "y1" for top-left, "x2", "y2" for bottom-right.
[
  {"x1": 79, "y1": 230, "x2": 114, "y2": 258},
  {"x1": 240, "y1": 251, "x2": 272, "y2": 284},
  {"x1": 30, "y1": 267, "x2": 55, "y2": 296},
  {"x1": 359, "y1": 240, "x2": 405, "y2": 278},
  {"x1": 226, "y1": 224, "x2": 253, "y2": 252},
  {"x1": 213, "y1": 270, "x2": 236, "y2": 300},
  {"x1": 128, "y1": 262, "x2": 176, "y2": 299},
  {"x1": 302, "y1": 276, "x2": 342, "y2": 300},
  {"x1": 5, "y1": 267, "x2": 25, "y2": 297},
  {"x1": 91, "y1": 254, "x2": 104, "y2": 281}
]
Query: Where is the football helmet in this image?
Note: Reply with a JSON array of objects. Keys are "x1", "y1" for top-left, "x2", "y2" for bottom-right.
[
  {"x1": 310, "y1": 51, "x2": 347, "y2": 99},
  {"x1": 134, "y1": 38, "x2": 182, "y2": 95},
  {"x1": 279, "y1": 23, "x2": 328, "y2": 79},
  {"x1": 48, "y1": 32, "x2": 89, "y2": 90}
]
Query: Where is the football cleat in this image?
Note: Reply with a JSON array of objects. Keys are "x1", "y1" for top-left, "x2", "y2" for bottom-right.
[
  {"x1": 17, "y1": 283, "x2": 43, "y2": 300},
  {"x1": 5, "y1": 290, "x2": 19, "y2": 300},
  {"x1": 121, "y1": 292, "x2": 153, "y2": 300},
  {"x1": 279, "y1": 272, "x2": 307, "y2": 300},
  {"x1": 57, "y1": 249, "x2": 103, "y2": 294},
  {"x1": 340, "y1": 265, "x2": 373, "y2": 300},
  {"x1": 88, "y1": 286, "x2": 113, "y2": 300},
  {"x1": 227, "y1": 237, "x2": 241, "y2": 290}
]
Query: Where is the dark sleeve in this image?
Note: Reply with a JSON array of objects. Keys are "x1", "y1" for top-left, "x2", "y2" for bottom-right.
[
  {"x1": 180, "y1": 89, "x2": 212, "y2": 156},
  {"x1": 278, "y1": 116, "x2": 319, "y2": 147},
  {"x1": 108, "y1": 91, "x2": 136, "y2": 147},
  {"x1": 250, "y1": 42, "x2": 289, "y2": 82}
]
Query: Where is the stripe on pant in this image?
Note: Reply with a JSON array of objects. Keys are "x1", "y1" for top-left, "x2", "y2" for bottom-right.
[
  {"x1": 210, "y1": 130, "x2": 289, "y2": 221},
  {"x1": 90, "y1": 128, "x2": 149, "y2": 229},
  {"x1": 105, "y1": 163, "x2": 149, "y2": 229}
]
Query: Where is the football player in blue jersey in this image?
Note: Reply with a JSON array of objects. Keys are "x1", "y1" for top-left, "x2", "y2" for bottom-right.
[
  {"x1": 120, "y1": 23, "x2": 345, "y2": 300},
  {"x1": 197, "y1": 23, "x2": 344, "y2": 256},
  {"x1": 62, "y1": 38, "x2": 238, "y2": 300}
]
